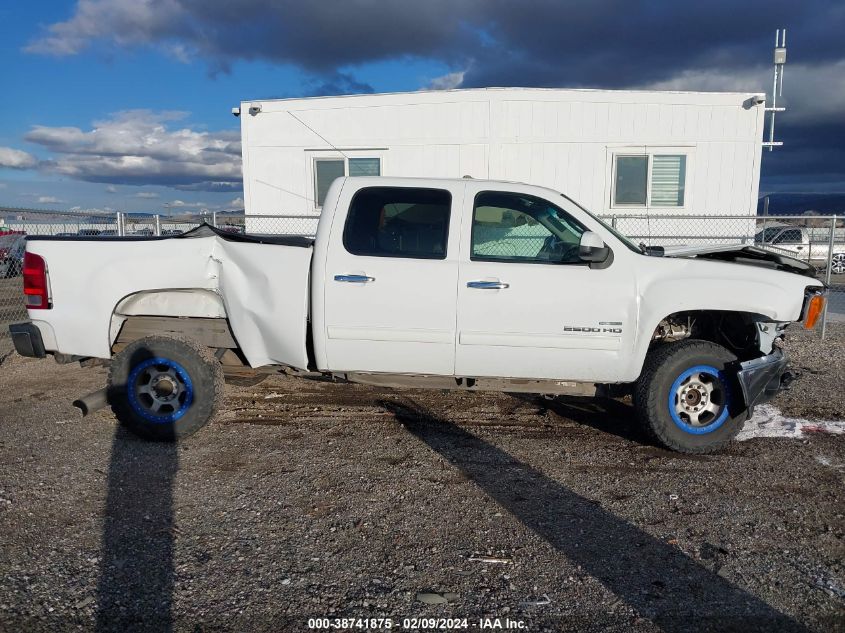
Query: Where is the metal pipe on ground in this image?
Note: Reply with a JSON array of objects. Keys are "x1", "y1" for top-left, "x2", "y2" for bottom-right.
[{"x1": 73, "y1": 388, "x2": 109, "y2": 416}]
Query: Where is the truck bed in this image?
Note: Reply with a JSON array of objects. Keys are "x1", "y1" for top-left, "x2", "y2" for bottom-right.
[{"x1": 26, "y1": 224, "x2": 314, "y2": 369}]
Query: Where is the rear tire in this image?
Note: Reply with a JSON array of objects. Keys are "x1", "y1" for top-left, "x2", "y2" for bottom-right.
[
  {"x1": 108, "y1": 335, "x2": 225, "y2": 441},
  {"x1": 634, "y1": 339, "x2": 747, "y2": 454}
]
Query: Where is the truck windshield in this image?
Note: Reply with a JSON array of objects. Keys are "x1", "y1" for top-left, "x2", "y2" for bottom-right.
[{"x1": 558, "y1": 194, "x2": 644, "y2": 254}]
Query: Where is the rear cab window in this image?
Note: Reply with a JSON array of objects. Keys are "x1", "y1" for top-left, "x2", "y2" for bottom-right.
[{"x1": 343, "y1": 187, "x2": 452, "y2": 260}]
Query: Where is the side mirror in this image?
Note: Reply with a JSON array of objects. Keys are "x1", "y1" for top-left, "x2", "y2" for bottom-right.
[{"x1": 579, "y1": 231, "x2": 610, "y2": 263}]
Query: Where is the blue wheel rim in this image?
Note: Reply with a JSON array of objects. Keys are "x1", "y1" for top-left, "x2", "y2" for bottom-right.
[
  {"x1": 668, "y1": 364, "x2": 730, "y2": 435},
  {"x1": 127, "y1": 357, "x2": 194, "y2": 424}
]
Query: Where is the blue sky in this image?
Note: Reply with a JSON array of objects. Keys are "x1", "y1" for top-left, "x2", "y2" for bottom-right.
[
  {"x1": 0, "y1": 2, "x2": 452, "y2": 213},
  {"x1": 1, "y1": 1, "x2": 844, "y2": 213}
]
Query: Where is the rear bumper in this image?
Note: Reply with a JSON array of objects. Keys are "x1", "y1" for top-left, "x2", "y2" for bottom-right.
[
  {"x1": 8, "y1": 322, "x2": 47, "y2": 358},
  {"x1": 736, "y1": 349, "x2": 789, "y2": 409}
]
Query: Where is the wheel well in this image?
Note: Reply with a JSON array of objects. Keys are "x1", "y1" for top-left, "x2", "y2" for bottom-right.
[
  {"x1": 112, "y1": 316, "x2": 248, "y2": 366},
  {"x1": 109, "y1": 289, "x2": 248, "y2": 366},
  {"x1": 652, "y1": 310, "x2": 766, "y2": 361}
]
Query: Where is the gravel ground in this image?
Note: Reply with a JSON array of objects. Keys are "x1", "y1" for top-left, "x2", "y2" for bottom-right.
[
  {"x1": 0, "y1": 326, "x2": 843, "y2": 632},
  {"x1": 778, "y1": 323, "x2": 845, "y2": 419}
]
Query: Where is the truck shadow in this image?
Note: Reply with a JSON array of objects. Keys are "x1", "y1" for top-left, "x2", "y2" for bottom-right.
[
  {"x1": 509, "y1": 392, "x2": 648, "y2": 445},
  {"x1": 95, "y1": 425, "x2": 178, "y2": 631},
  {"x1": 381, "y1": 398, "x2": 806, "y2": 632}
]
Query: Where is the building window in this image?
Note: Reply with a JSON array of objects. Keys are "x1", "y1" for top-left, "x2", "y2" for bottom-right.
[
  {"x1": 613, "y1": 153, "x2": 687, "y2": 207},
  {"x1": 343, "y1": 186, "x2": 451, "y2": 259},
  {"x1": 348, "y1": 158, "x2": 381, "y2": 177},
  {"x1": 651, "y1": 155, "x2": 686, "y2": 207},
  {"x1": 314, "y1": 157, "x2": 382, "y2": 208},
  {"x1": 315, "y1": 159, "x2": 345, "y2": 207},
  {"x1": 614, "y1": 156, "x2": 648, "y2": 205}
]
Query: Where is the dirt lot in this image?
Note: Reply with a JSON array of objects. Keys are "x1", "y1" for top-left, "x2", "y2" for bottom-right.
[{"x1": 0, "y1": 327, "x2": 844, "y2": 632}]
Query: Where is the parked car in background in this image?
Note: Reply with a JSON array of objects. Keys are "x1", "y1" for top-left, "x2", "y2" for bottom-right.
[
  {"x1": 755, "y1": 224, "x2": 845, "y2": 273},
  {"x1": 0, "y1": 232, "x2": 26, "y2": 277}
]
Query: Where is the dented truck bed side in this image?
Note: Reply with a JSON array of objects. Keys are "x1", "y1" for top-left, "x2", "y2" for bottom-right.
[{"x1": 24, "y1": 226, "x2": 313, "y2": 369}]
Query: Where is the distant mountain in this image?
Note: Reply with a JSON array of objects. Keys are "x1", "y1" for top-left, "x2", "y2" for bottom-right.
[{"x1": 758, "y1": 193, "x2": 845, "y2": 216}]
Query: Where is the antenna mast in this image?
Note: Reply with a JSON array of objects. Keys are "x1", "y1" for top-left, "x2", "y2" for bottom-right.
[{"x1": 764, "y1": 28, "x2": 787, "y2": 151}]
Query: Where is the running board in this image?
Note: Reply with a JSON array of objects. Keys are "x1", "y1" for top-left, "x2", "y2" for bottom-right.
[{"x1": 339, "y1": 373, "x2": 598, "y2": 396}]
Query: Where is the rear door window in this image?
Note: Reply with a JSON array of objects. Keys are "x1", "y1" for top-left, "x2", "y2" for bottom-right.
[{"x1": 343, "y1": 187, "x2": 451, "y2": 260}]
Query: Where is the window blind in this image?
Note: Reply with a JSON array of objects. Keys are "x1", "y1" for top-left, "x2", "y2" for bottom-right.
[
  {"x1": 650, "y1": 155, "x2": 686, "y2": 207},
  {"x1": 349, "y1": 158, "x2": 381, "y2": 177}
]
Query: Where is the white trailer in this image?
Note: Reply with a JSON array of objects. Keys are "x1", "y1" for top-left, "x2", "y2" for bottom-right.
[{"x1": 237, "y1": 87, "x2": 767, "y2": 240}]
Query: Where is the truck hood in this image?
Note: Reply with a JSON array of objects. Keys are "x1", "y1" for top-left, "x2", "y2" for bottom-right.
[{"x1": 652, "y1": 244, "x2": 817, "y2": 277}]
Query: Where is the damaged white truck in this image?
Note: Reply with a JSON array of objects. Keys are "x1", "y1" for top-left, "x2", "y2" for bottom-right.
[{"x1": 10, "y1": 177, "x2": 827, "y2": 453}]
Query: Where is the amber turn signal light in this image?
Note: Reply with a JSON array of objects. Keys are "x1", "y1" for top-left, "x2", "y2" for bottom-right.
[{"x1": 803, "y1": 294, "x2": 825, "y2": 330}]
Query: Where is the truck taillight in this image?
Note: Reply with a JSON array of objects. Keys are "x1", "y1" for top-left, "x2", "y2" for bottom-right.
[{"x1": 23, "y1": 252, "x2": 51, "y2": 309}]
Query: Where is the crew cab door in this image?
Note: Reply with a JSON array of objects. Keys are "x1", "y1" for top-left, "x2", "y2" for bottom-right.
[
  {"x1": 322, "y1": 183, "x2": 463, "y2": 375},
  {"x1": 455, "y1": 185, "x2": 636, "y2": 382}
]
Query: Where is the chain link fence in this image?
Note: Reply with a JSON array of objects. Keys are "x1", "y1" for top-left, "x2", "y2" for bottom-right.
[
  {"x1": 1, "y1": 207, "x2": 841, "y2": 353},
  {"x1": 598, "y1": 213, "x2": 843, "y2": 335}
]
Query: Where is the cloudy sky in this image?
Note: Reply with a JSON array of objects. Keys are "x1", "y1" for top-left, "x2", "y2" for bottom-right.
[{"x1": 1, "y1": 0, "x2": 843, "y2": 213}]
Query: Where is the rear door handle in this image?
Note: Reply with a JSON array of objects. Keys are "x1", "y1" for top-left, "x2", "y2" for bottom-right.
[
  {"x1": 467, "y1": 280, "x2": 509, "y2": 289},
  {"x1": 334, "y1": 274, "x2": 375, "y2": 283}
]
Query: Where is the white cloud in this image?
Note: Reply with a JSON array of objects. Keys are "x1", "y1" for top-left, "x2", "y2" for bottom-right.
[
  {"x1": 166, "y1": 199, "x2": 206, "y2": 208},
  {"x1": 426, "y1": 70, "x2": 466, "y2": 91},
  {"x1": 135, "y1": 191, "x2": 159, "y2": 198},
  {"x1": 641, "y1": 59, "x2": 845, "y2": 125},
  {"x1": 0, "y1": 147, "x2": 38, "y2": 169},
  {"x1": 227, "y1": 196, "x2": 244, "y2": 209},
  {"x1": 0, "y1": 183, "x2": 7, "y2": 189},
  {"x1": 23, "y1": 110, "x2": 241, "y2": 191},
  {"x1": 37, "y1": 196, "x2": 65, "y2": 204},
  {"x1": 105, "y1": 185, "x2": 118, "y2": 193},
  {"x1": 24, "y1": 0, "x2": 184, "y2": 57}
]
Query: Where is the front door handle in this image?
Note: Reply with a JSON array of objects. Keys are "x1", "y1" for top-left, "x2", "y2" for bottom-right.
[
  {"x1": 467, "y1": 280, "x2": 509, "y2": 290},
  {"x1": 334, "y1": 274, "x2": 375, "y2": 283}
]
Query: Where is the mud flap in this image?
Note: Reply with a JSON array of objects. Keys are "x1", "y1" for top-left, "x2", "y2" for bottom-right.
[{"x1": 9, "y1": 322, "x2": 46, "y2": 358}]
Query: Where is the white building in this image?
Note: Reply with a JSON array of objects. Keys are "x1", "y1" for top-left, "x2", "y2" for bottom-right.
[{"x1": 238, "y1": 87, "x2": 766, "y2": 240}]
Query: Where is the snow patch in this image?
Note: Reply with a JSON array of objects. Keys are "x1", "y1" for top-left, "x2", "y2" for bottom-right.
[{"x1": 737, "y1": 404, "x2": 845, "y2": 441}]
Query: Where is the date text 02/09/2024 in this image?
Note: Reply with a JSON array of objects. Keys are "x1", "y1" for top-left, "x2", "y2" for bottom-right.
[{"x1": 307, "y1": 617, "x2": 528, "y2": 630}]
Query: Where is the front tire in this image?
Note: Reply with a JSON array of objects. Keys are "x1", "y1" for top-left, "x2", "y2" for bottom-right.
[
  {"x1": 108, "y1": 335, "x2": 225, "y2": 441},
  {"x1": 634, "y1": 340, "x2": 747, "y2": 454}
]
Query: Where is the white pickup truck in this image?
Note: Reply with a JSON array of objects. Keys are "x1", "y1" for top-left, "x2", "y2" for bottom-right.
[
  {"x1": 755, "y1": 224, "x2": 845, "y2": 273},
  {"x1": 10, "y1": 177, "x2": 827, "y2": 453}
]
